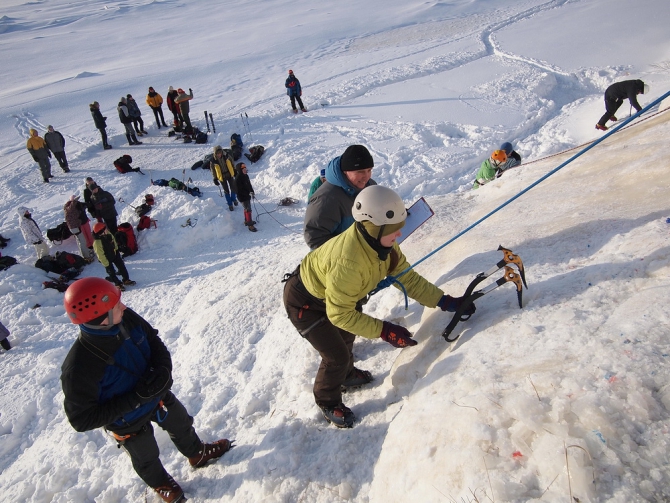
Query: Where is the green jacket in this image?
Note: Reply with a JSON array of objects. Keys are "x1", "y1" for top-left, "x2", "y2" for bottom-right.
[
  {"x1": 307, "y1": 176, "x2": 324, "y2": 201},
  {"x1": 473, "y1": 158, "x2": 497, "y2": 189},
  {"x1": 300, "y1": 224, "x2": 443, "y2": 339},
  {"x1": 93, "y1": 232, "x2": 118, "y2": 267}
]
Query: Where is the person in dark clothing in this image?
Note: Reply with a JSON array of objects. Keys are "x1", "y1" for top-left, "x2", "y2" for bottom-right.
[
  {"x1": 126, "y1": 94, "x2": 148, "y2": 136},
  {"x1": 83, "y1": 177, "x2": 97, "y2": 217},
  {"x1": 44, "y1": 125, "x2": 70, "y2": 172},
  {"x1": 117, "y1": 97, "x2": 142, "y2": 146},
  {"x1": 285, "y1": 69, "x2": 306, "y2": 113},
  {"x1": 498, "y1": 141, "x2": 522, "y2": 173},
  {"x1": 92, "y1": 222, "x2": 134, "y2": 290},
  {"x1": 61, "y1": 277, "x2": 232, "y2": 502},
  {"x1": 596, "y1": 79, "x2": 649, "y2": 131},
  {"x1": 166, "y1": 86, "x2": 182, "y2": 127},
  {"x1": 89, "y1": 183, "x2": 119, "y2": 234},
  {"x1": 0, "y1": 321, "x2": 11, "y2": 351},
  {"x1": 90, "y1": 101, "x2": 112, "y2": 150},
  {"x1": 304, "y1": 144, "x2": 376, "y2": 249},
  {"x1": 234, "y1": 162, "x2": 257, "y2": 232},
  {"x1": 174, "y1": 88, "x2": 193, "y2": 129},
  {"x1": 211, "y1": 145, "x2": 238, "y2": 210},
  {"x1": 146, "y1": 87, "x2": 169, "y2": 129}
]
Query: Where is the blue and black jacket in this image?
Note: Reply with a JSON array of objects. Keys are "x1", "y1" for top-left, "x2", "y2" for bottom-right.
[{"x1": 61, "y1": 308, "x2": 172, "y2": 434}]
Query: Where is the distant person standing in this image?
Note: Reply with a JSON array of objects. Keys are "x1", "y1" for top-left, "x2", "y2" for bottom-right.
[
  {"x1": 117, "y1": 97, "x2": 142, "y2": 146},
  {"x1": 89, "y1": 101, "x2": 113, "y2": 150},
  {"x1": 595, "y1": 79, "x2": 649, "y2": 131},
  {"x1": 17, "y1": 206, "x2": 49, "y2": 259},
  {"x1": 91, "y1": 222, "x2": 135, "y2": 290},
  {"x1": 64, "y1": 195, "x2": 94, "y2": 262},
  {"x1": 44, "y1": 125, "x2": 70, "y2": 173},
  {"x1": 234, "y1": 162, "x2": 257, "y2": 232},
  {"x1": 285, "y1": 70, "x2": 307, "y2": 113},
  {"x1": 175, "y1": 88, "x2": 194, "y2": 129},
  {"x1": 166, "y1": 86, "x2": 182, "y2": 127},
  {"x1": 126, "y1": 94, "x2": 148, "y2": 136},
  {"x1": 26, "y1": 128, "x2": 53, "y2": 183},
  {"x1": 89, "y1": 182, "x2": 119, "y2": 234},
  {"x1": 146, "y1": 87, "x2": 169, "y2": 129}
]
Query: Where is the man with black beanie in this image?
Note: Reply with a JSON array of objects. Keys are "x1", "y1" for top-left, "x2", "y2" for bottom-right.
[{"x1": 304, "y1": 144, "x2": 377, "y2": 249}]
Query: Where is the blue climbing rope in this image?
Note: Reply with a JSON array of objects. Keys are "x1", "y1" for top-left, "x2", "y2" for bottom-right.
[{"x1": 378, "y1": 89, "x2": 670, "y2": 293}]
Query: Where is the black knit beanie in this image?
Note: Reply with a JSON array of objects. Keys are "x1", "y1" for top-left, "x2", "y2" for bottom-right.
[{"x1": 340, "y1": 145, "x2": 374, "y2": 172}]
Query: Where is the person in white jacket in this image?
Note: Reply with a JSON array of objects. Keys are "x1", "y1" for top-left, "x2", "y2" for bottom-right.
[{"x1": 17, "y1": 206, "x2": 49, "y2": 258}]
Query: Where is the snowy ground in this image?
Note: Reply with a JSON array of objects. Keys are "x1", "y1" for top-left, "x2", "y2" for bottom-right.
[{"x1": 1, "y1": 0, "x2": 670, "y2": 502}]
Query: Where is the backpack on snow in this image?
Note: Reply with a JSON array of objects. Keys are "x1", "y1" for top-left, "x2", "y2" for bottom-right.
[
  {"x1": 115, "y1": 223, "x2": 138, "y2": 257},
  {"x1": 0, "y1": 255, "x2": 18, "y2": 272},
  {"x1": 245, "y1": 145, "x2": 265, "y2": 164},
  {"x1": 135, "y1": 203, "x2": 151, "y2": 217},
  {"x1": 168, "y1": 178, "x2": 187, "y2": 191},
  {"x1": 137, "y1": 215, "x2": 152, "y2": 231},
  {"x1": 114, "y1": 155, "x2": 134, "y2": 173},
  {"x1": 46, "y1": 222, "x2": 73, "y2": 244},
  {"x1": 55, "y1": 251, "x2": 87, "y2": 271},
  {"x1": 152, "y1": 178, "x2": 170, "y2": 186},
  {"x1": 194, "y1": 131, "x2": 208, "y2": 144}
]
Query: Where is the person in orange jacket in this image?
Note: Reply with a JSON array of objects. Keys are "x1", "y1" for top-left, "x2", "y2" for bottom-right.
[{"x1": 146, "y1": 87, "x2": 169, "y2": 129}]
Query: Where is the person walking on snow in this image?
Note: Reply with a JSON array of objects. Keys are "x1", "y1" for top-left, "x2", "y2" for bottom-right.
[
  {"x1": 126, "y1": 94, "x2": 148, "y2": 136},
  {"x1": 304, "y1": 144, "x2": 376, "y2": 249},
  {"x1": 89, "y1": 101, "x2": 113, "y2": 150},
  {"x1": 211, "y1": 145, "x2": 238, "y2": 211},
  {"x1": 64, "y1": 195, "x2": 94, "y2": 262},
  {"x1": 595, "y1": 79, "x2": 649, "y2": 131},
  {"x1": 174, "y1": 88, "x2": 193, "y2": 130},
  {"x1": 472, "y1": 149, "x2": 507, "y2": 189},
  {"x1": 60, "y1": 277, "x2": 232, "y2": 503},
  {"x1": 44, "y1": 125, "x2": 70, "y2": 172},
  {"x1": 284, "y1": 185, "x2": 474, "y2": 428},
  {"x1": 91, "y1": 222, "x2": 135, "y2": 290},
  {"x1": 234, "y1": 162, "x2": 257, "y2": 232},
  {"x1": 146, "y1": 87, "x2": 169, "y2": 129},
  {"x1": 117, "y1": 97, "x2": 142, "y2": 146},
  {"x1": 17, "y1": 206, "x2": 50, "y2": 259},
  {"x1": 285, "y1": 69, "x2": 306, "y2": 113},
  {"x1": 26, "y1": 128, "x2": 53, "y2": 183}
]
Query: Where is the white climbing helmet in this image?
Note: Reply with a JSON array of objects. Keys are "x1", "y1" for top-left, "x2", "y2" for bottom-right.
[{"x1": 353, "y1": 185, "x2": 407, "y2": 226}]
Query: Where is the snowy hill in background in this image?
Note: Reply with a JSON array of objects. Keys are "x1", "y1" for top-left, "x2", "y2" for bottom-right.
[{"x1": 1, "y1": 0, "x2": 670, "y2": 501}]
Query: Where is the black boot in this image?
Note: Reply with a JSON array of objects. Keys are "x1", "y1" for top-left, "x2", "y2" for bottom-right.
[{"x1": 0, "y1": 338, "x2": 10, "y2": 351}]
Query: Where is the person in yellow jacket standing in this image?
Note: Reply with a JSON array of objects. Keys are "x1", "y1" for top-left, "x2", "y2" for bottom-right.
[
  {"x1": 283, "y1": 185, "x2": 473, "y2": 428},
  {"x1": 146, "y1": 86, "x2": 169, "y2": 129},
  {"x1": 26, "y1": 128, "x2": 53, "y2": 183},
  {"x1": 211, "y1": 145, "x2": 238, "y2": 211}
]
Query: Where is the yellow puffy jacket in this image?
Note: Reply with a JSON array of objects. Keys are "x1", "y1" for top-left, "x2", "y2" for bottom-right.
[
  {"x1": 300, "y1": 224, "x2": 443, "y2": 339},
  {"x1": 146, "y1": 92, "x2": 163, "y2": 108},
  {"x1": 211, "y1": 146, "x2": 235, "y2": 180}
]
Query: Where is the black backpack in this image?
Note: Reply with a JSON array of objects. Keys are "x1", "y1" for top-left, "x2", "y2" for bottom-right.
[
  {"x1": 46, "y1": 222, "x2": 72, "y2": 244},
  {"x1": 114, "y1": 155, "x2": 134, "y2": 173},
  {"x1": 195, "y1": 131, "x2": 208, "y2": 144},
  {"x1": 245, "y1": 145, "x2": 265, "y2": 164},
  {"x1": 55, "y1": 251, "x2": 87, "y2": 271},
  {"x1": 0, "y1": 255, "x2": 17, "y2": 271}
]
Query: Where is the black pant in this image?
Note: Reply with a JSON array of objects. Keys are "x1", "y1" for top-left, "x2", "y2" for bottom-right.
[
  {"x1": 132, "y1": 117, "x2": 145, "y2": 133},
  {"x1": 152, "y1": 107, "x2": 167, "y2": 126},
  {"x1": 283, "y1": 272, "x2": 356, "y2": 407},
  {"x1": 290, "y1": 95, "x2": 305, "y2": 111},
  {"x1": 113, "y1": 392, "x2": 202, "y2": 488},
  {"x1": 98, "y1": 128, "x2": 110, "y2": 148},
  {"x1": 598, "y1": 97, "x2": 624, "y2": 126},
  {"x1": 53, "y1": 151, "x2": 68, "y2": 170},
  {"x1": 105, "y1": 252, "x2": 129, "y2": 284}
]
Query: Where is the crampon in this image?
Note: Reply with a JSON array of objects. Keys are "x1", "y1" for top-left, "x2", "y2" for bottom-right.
[{"x1": 442, "y1": 245, "x2": 528, "y2": 343}]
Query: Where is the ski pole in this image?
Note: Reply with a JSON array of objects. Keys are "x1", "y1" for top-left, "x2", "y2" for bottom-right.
[{"x1": 244, "y1": 113, "x2": 254, "y2": 143}]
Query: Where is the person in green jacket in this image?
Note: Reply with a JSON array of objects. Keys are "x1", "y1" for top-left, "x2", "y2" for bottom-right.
[
  {"x1": 283, "y1": 185, "x2": 473, "y2": 428},
  {"x1": 473, "y1": 149, "x2": 507, "y2": 189},
  {"x1": 307, "y1": 168, "x2": 326, "y2": 202},
  {"x1": 92, "y1": 222, "x2": 135, "y2": 291}
]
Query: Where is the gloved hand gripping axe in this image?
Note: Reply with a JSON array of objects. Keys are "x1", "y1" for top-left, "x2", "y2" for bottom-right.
[{"x1": 441, "y1": 245, "x2": 527, "y2": 342}]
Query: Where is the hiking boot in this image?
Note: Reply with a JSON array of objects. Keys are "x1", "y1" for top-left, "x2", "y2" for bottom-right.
[
  {"x1": 141, "y1": 130, "x2": 148, "y2": 135},
  {"x1": 43, "y1": 179, "x2": 49, "y2": 183},
  {"x1": 188, "y1": 439, "x2": 233, "y2": 468},
  {"x1": 123, "y1": 280, "x2": 136, "y2": 286},
  {"x1": 609, "y1": 115, "x2": 617, "y2": 122},
  {"x1": 104, "y1": 145, "x2": 113, "y2": 150},
  {"x1": 248, "y1": 225, "x2": 257, "y2": 232},
  {"x1": 233, "y1": 200, "x2": 238, "y2": 206},
  {"x1": 131, "y1": 141, "x2": 143, "y2": 145},
  {"x1": 301, "y1": 108, "x2": 308, "y2": 112},
  {"x1": 292, "y1": 109, "x2": 298, "y2": 114},
  {"x1": 595, "y1": 124, "x2": 608, "y2": 131},
  {"x1": 63, "y1": 168, "x2": 70, "y2": 173},
  {"x1": 228, "y1": 205, "x2": 234, "y2": 211},
  {"x1": 319, "y1": 403, "x2": 355, "y2": 428},
  {"x1": 153, "y1": 475, "x2": 184, "y2": 503},
  {"x1": 116, "y1": 284, "x2": 126, "y2": 291},
  {"x1": 341, "y1": 368, "x2": 373, "y2": 389}
]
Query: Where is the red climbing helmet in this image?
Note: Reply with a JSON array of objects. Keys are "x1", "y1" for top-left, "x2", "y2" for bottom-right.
[{"x1": 64, "y1": 277, "x2": 121, "y2": 324}]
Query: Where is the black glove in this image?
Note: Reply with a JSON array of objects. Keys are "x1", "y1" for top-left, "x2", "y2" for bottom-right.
[
  {"x1": 134, "y1": 366, "x2": 172, "y2": 402},
  {"x1": 213, "y1": 179, "x2": 220, "y2": 186},
  {"x1": 380, "y1": 321, "x2": 417, "y2": 348},
  {"x1": 438, "y1": 295, "x2": 476, "y2": 316},
  {"x1": 189, "y1": 88, "x2": 192, "y2": 93}
]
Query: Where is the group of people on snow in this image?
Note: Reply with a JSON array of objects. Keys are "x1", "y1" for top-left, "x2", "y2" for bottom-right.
[{"x1": 25, "y1": 126, "x2": 70, "y2": 183}]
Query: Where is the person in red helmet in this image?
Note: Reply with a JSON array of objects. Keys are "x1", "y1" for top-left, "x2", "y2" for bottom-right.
[
  {"x1": 60, "y1": 277, "x2": 234, "y2": 502},
  {"x1": 285, "y1": 69, "x2": 307, "y2": 113}
]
